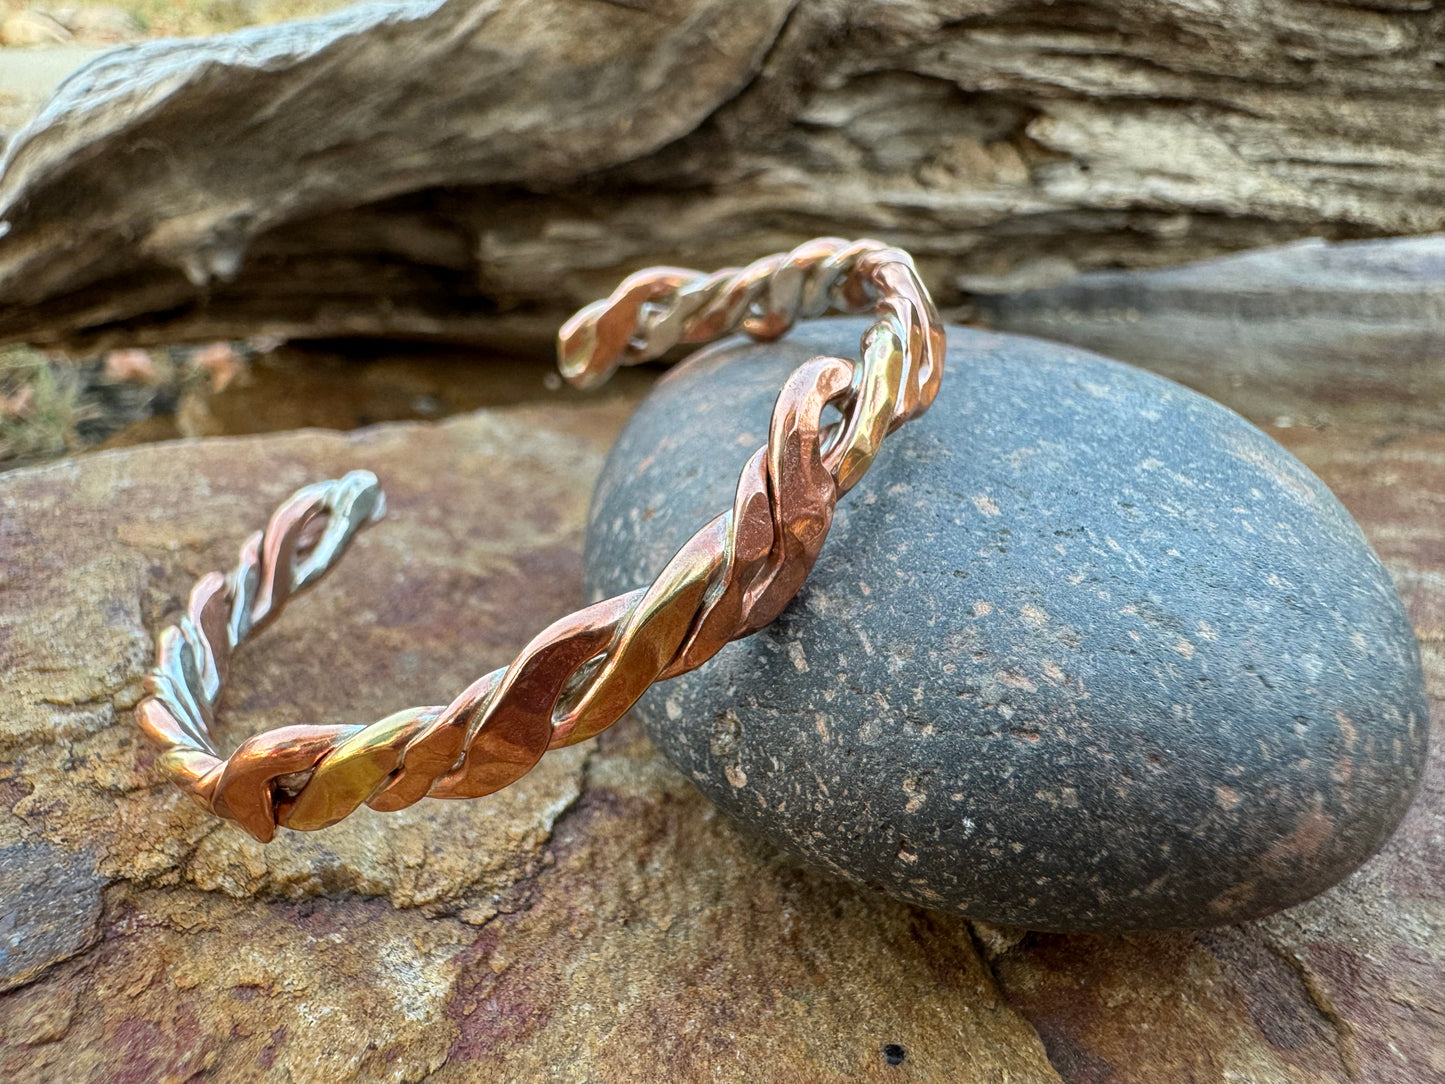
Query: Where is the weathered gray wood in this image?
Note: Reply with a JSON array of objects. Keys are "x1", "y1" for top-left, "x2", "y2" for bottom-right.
[{"x1": 0, "y1": 0, "x2": 1442, "y2": 352}]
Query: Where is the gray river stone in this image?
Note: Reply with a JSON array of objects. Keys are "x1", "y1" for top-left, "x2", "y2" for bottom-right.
[{"x1": 582, "y1": 319, "x2": 1429, "y2": 932}]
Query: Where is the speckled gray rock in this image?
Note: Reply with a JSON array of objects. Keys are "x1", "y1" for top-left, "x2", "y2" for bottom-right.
[{"x1": 584, "y1": 319, "x2": 1429, "y2": 933}]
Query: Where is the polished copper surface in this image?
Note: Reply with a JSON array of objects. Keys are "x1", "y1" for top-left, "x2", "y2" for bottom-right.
[{"x1": 136, "y1": 238, "x2": 945, "y2": 840}]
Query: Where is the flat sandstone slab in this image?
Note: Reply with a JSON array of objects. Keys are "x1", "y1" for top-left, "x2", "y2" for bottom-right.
[{"x1": 0, "y1": 377, "x2": 1440, "y2": 1081}]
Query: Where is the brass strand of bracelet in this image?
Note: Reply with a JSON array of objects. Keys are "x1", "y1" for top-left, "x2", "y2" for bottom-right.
[{"x1": 136, "y1": 238, "x2": 945, "y2": 841}]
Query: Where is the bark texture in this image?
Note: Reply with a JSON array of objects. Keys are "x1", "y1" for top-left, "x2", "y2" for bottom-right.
[{"x1": 0, "y1": 0, "x2": 1442, "y2": 351}]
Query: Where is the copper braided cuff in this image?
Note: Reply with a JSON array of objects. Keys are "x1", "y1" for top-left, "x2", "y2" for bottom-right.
[{"x1": 136, "y1": 238, "x2": 945, "y2": 841}]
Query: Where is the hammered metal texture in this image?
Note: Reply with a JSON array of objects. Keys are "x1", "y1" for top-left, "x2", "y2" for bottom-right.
[{"x1": 135, "y1": 238, "x2": 945, "y2": 840}]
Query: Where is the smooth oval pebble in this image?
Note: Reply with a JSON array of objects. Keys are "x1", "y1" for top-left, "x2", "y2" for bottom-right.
[{"x1": 583, "y1": 319, "x2": 1429, "y2": 932}]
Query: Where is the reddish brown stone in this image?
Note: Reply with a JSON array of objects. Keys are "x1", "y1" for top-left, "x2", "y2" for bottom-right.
[{"x1": 0, "y1": 366, "x2": 1438, "y2": 1082}]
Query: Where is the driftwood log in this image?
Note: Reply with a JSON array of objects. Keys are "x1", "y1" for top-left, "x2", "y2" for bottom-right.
[{"x1": 0, "y1": 0, "x2": 1443, "y2": 353}]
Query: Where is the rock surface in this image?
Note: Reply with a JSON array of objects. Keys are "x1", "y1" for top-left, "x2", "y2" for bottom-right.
[
  {"x1": 0, "y1": 396, "x2": 1057, "y2": 1081},
  {"x1": 970, "y1": 234, "x2": 1445, "y2": 432},
  {"x1": 2, "y1": 2, "x2": 1444, "y2": 351},
  {"x1": 585, "y1": 320, "x2": 1428, "y2": 932},
  {"x1": 0, "y1": 358, "x2": 1441, "y2": 1081}
]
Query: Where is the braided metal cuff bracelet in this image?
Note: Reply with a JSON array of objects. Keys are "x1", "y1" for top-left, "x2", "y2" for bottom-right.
[{"x1": 137, "y1": 238, "x2": 945, "y2": 841}]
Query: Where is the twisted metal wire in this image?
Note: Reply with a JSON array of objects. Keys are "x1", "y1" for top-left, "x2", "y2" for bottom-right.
[{"x1": 137, "y1": 238, "x2": 945, "y2": 841}]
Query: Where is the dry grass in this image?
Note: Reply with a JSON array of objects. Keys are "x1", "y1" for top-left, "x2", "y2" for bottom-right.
[
  {"x1": 0, "y1": 344, "x2": 209, "y2": 469},
  {"x1": 100, "y1": 0, "x2": 352, "y2": 38},
  {"x1": 1, "y1": 0, "x2": 355, "y2": 41},
  {"x1": 0, "y1": 345, "x2": 88, "y2": 464}
]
